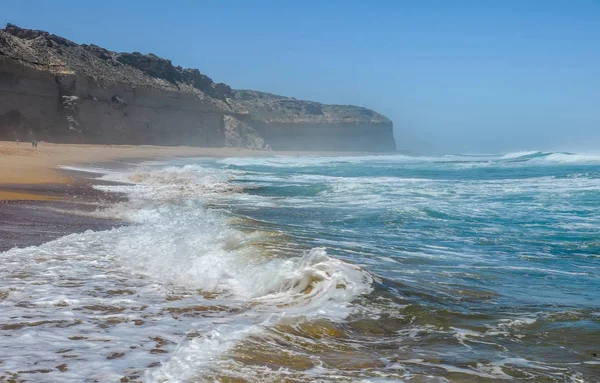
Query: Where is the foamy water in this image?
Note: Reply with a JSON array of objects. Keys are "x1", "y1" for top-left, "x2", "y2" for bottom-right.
[
  {"x1": 1, "y1": 151, "x2": 599, "y2": 382},
  {"x1": 1, "y1": 162, "x2": 375, "y2": 382}
]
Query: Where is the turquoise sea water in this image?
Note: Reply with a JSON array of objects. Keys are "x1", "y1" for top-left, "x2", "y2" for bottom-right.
[
  {"x1": 220, "y1": 152, "x2": 600, "y2": 307},
  {"x1": 1, "y1": 151, "x2": 599, "y2": 381},
  {"x1": 205, "y1": 151, "x2": 600, "y2": 381}
]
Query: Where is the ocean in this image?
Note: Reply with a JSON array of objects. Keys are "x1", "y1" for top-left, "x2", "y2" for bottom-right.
[{"x1": 1, "y1": 151, "x2": 599, "y2": 382}]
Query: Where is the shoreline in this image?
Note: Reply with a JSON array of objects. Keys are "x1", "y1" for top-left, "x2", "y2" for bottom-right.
[
  {"x1": 0, "y1": 141, "x2": 386, "y2": 201},
  {"x1": 0, "y1": 141, "x2": 390, "y2": 251},
  {"x1": 0, "y1": 162, "x2": 130, "y2": 251}
]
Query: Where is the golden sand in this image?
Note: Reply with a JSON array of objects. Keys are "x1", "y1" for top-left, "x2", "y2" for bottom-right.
[
  {"x1": 0, "y1": 190, "x2": 61, "y2": 201},
  {"x1": 0, "y1": 141, "x2": 365, "y2": 201},
  {"x1": 0, "y1": 141, "x2": 255, "y2": 200}
]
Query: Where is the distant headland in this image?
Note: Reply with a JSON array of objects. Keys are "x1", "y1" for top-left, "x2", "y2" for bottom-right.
[{"x1": 0, "y1": 24, "x2": 395, "y2": 152}]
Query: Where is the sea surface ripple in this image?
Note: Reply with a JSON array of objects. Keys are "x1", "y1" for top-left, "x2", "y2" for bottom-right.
[{"x1": 0, "y1": 151, "x2": 599, "y2": 382}]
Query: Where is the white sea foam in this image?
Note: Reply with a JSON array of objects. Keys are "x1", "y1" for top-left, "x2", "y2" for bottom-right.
[
  {"x1": 218, "y1": 151, "x2": 600, "y2": 171},
  {"x1": 499, "y1": 151, "x2": 600, "y2": 164},
  {"x1": 218, "y1": 154, "x2": 444, "y2": 168},
  {"x1": 501, "y1": 151, "x2": 542, "y2": 159},
  {"x1": 6, "y1": 154, "x2": 599, "y2": 381},
  {"x1": 540, "y1": 152, "x2": 600, "y2": 164},
  {"x1": 0, "y1": 161, "x2": 374, "y2": 382}
]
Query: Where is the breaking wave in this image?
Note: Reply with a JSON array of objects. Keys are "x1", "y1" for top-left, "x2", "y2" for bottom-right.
[
  {"x1": 0, "y1": 162, "x2": 374, "y2": 382},
  {"x1": 4, "y1": 152, "x2": 600, "y2": 382},
  {"x1": 500, "y1": 151, "x2": 600, "y2": 164}
]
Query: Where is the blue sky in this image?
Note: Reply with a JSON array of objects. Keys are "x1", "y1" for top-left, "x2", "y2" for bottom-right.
[{"x1": 3, "y1": 0, "x2": 599, "y2": 153}]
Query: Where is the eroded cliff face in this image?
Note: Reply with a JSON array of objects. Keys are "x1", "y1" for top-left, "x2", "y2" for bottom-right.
[
  {"x1": 0, "y1": 24, "x2": 395, "y2": 151},
  {"x1": 0, "y1": 24, "x2": 233, "y2": 146},
  {"x1": 223, "y1": 115, "x2": 266, "y2": 150},
  {"x1": 233, "y1": 90, "x2": 396, "y2": 151},
  {"x1": 0, "y1": 57, "x2": 58, "y2": 142}
]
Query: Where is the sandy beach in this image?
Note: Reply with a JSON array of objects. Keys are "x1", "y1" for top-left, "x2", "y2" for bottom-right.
[
  {"x1": 0, "y1": 142, "x2": 279, "y2": 250},
  {"x1": 0, "y1": 141, "x2": 282, "y2": 201},
  {"x1": 0, "y1": 141, "x2": 372, "y2": 250},
  {"x1": 0, "y1": 141, "x2": 376, "y2": 201}
]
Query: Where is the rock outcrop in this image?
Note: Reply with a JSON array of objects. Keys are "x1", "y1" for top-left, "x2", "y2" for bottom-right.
[
  {"x1": 232, "y1": 90, "x2": 395, "y2": 151},
  {"x1": 223, "y1": 115, "x2": 267, "y2": 150},
  {"x1": 0, "y1": 24, "x2": 395, "y2": 151}
]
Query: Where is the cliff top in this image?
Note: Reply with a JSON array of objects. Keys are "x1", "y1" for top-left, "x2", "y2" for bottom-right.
[
  {"x1": 234, "y1": 90, "x2": 391, "y2": 124},
  {"x1": 0, "y1": 23, "x2": 391, "y2": 124},
  {"x1": 0, "y1": 23, "x2": 239, "y2": 113}
]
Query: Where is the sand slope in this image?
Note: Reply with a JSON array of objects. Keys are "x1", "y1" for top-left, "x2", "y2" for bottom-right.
[
  {"x1": 0, "y1": 141, "x2": 266, "y2": 200},
  {"x1": 0, "y1": 141, "x2": 369, "y2": 201}
]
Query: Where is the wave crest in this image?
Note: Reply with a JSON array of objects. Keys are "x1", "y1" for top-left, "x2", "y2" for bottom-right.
[{"x1": 501, "y1": 151, "x2": 600, "y2": 164}]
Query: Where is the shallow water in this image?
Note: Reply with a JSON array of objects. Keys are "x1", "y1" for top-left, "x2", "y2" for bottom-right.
[{"x1": 1, "y1": 151, "x2": 599, "y2": 382}]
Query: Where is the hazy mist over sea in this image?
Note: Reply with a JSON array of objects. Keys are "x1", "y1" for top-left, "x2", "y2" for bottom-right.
[{"x1": 3, "y1": 1, "x2": 599, "y2": 155}]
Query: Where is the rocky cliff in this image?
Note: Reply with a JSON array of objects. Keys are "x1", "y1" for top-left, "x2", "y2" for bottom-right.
[
  {"x1": 232, "y1": 90, "x2": 395, "y2": 151},
  {"x1": 0, "y1": 24, "x2": 395, "y2": 151}
]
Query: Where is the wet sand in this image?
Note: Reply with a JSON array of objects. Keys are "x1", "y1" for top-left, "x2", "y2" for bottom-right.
[
  {"x1": 0, "y1": 165, "x2": 128, "y2": 251},
  {"x1": 0, "y1": 141, "x2": 272, "y2": 201},
  {"x1": 0, "y1": 200, "x2": 121, "y2": 251},
  {"x1": 0, "y1": 141, "x2": 373, "y2": 250},
  {"x1": 0, "y1": 141, "x2": 369, "y2": 200},
  {"x1": 0, "y1": 141, "x2": 262, "y2": 250}
]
